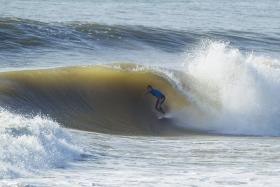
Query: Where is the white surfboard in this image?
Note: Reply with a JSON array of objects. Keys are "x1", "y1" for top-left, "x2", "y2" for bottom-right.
[{"x1": 157, "y1": 113, "x2": 172, "y2": 119}]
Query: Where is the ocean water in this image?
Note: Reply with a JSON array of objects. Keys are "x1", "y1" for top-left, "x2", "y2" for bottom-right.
[{"x1": 0, "y1": 0, "x2": 280, "y2": 186}]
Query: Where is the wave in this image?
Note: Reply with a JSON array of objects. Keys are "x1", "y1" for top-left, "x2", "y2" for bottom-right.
[
  {"x1": 0, "y1": 64, "x2": 191, "y2": 135},
  {"x1": 173, "y1": 41, "x2": 280, "y2": 136},
  {"x1": 0, "y1": 17, "x2": 279, "y2": 53},
  {"x1": 0, "y1": 108, "x2": 83, "y2": 179},
  {"x1": 0, "y1": 41, "x2": 279, "y2": 136},
  {"x1": 0, "y1": 17, "x2": 192, "y2": 52}
]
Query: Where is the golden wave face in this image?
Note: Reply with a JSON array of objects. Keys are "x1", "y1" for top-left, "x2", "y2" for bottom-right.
[{"x1": 0, "y1": 65, "x2": 191, "y2": 136}]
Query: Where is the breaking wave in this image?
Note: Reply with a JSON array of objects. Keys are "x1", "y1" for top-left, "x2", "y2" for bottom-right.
[
  {"x1": 0, "y1": 108, "x2": 83, "y2": 179},
  {"x1": 0, "y1": 64, "x2": 190, "y2": 135},
  {"x1": 0, "y1": 41, "x2": 279, "y2": 136},
  {"x1": 173, "y1": 41, "x2": 280, "y2": 136}
]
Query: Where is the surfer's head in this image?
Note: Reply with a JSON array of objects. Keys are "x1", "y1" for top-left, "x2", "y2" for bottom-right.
[{"x1": 147, "y1": 85, "x2": 153, "y2": 91}]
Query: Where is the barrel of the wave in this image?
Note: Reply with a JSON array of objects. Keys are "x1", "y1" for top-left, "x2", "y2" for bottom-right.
[{"x1": 0, "y1": 65, "x2": 190, "y2": 136}]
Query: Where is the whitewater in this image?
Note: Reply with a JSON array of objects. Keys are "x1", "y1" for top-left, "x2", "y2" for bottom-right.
[{"x1": 0, "y1": 0, "x2": 280, "y2": 186}]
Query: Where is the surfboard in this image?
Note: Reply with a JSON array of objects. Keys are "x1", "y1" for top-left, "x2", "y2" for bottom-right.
[{"x1": 157, "y1": 113, "x2": 172, "y2": 119}]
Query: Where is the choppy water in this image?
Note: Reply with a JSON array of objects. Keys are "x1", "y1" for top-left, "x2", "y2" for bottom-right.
[
  {"x1": 2, "y1": 127, "x2": 280, "y2": 186},
  {"x1": 0, "y1": 0, "x2": 280, "y2": 186}
]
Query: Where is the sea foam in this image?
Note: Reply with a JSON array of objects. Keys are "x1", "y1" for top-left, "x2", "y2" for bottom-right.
[
  {"x1": 0, "y1": 108, "x2": 83, "y2": 179},
  {"x1": 170, "y1": 41, "x2": 280, "y2": 136}
]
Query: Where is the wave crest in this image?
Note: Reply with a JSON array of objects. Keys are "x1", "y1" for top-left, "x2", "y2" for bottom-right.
[{"x1": 173, "y1": 41, "x2": 280, "y2": 136}]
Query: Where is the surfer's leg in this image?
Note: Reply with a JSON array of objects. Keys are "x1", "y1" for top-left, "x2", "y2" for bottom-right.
[
  {"x1": 158, "y1": 96, "x2": 165, "y2": 114},
  {"x1": 160, "y1": 96, "x2": 165, "y2": 104},
  {"x1": 155, "y1": 98, "x2": 160, "y2": 111}
]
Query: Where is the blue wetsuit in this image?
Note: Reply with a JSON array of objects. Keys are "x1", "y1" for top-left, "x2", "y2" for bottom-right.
[
  {"x1": 149, "y1": 89, "x2": 165, "y2": 98},
  {"x1": 148, "y1": 87, "x2": 166, "y2": 113},
  {"x1": 149, "y1": 88, "x2": 166, "y2": 113}
]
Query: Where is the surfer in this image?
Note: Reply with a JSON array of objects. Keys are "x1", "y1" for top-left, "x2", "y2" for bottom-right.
[{"x1": 145, "y1": 85, "x2": 166, "y2": 114}]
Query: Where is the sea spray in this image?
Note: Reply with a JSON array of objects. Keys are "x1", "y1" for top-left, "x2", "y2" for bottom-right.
[
  {"x1": 170, "y1": 41, "x2": 280, "y2": 136},
  {"x1": 0, "y1": 108, "x2": 83, "y2": 179}
]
